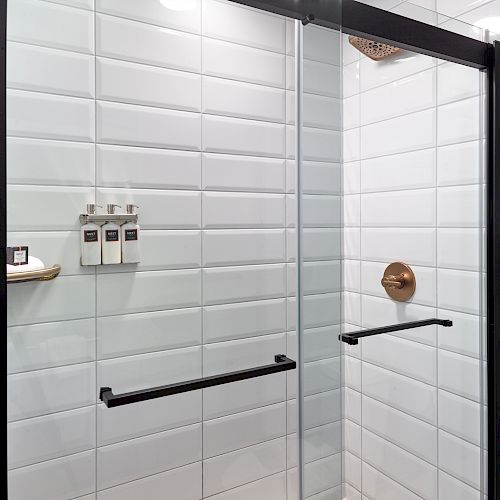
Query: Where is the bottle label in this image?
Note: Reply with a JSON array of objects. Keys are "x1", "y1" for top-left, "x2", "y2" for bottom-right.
[
  {"x1": 125, "y1": 229, "x2": 138, "y2": 241},
  {"x1": 105, "y1": 230, "x2": 119, "y2": 242},
  {"x1": 84, "y1": 230, "x2": 98, "y2": 243}
]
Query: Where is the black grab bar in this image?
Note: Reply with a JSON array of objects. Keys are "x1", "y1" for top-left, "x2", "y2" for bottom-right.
[
  {"x1": 339, "y1": 318, "x2": 453, "y2": 345},
  {"x1": 100, "y1": 354, "x2": 296, "y2": 408}
]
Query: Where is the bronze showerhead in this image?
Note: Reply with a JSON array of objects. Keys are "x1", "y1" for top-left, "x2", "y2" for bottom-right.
[{"x1": 348, "y1": 35, "x2": 402, "y2": 61}]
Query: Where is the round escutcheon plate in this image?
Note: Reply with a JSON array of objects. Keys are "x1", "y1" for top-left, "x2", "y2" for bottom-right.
[{"x1": 380, "y1": 262, "x2": 416, "y2": 302}]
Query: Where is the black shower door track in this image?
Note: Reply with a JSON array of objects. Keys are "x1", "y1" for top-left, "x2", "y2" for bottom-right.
[
  {"x1": 226, "y1": 0, "x2": 500, "y2": 498},
  {"x1": 0, "y1": 0, "x2": 498, "y2": 498}
]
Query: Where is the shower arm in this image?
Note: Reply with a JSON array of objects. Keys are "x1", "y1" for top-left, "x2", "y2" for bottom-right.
[{"x1": 339, "y1": 318, "x2": 453, "y2": 346}]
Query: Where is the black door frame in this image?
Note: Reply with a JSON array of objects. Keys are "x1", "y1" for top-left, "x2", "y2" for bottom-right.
[
  {"x1": 0, "y1": 0, "x2": 497, "y2": 498},
  {"x1": 227, "y1": 0, "x2": 499, "y2": 498}
]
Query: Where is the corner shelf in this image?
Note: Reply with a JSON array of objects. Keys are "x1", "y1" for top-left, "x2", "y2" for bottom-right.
[{"x1": 7, "y1": 264, "x2": 61, "y2": 284}]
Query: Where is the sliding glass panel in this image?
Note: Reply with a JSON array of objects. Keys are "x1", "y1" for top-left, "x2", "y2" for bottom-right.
[
  {"x1": 339, "y1": 35, "x2": 488, "y2": 500},
  {"x1": 297, "y1": 21, "x2": 343, "y2": 499}
]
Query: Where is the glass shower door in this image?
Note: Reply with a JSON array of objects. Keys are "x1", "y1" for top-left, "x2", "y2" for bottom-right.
[{"x1": 297, "y1": 14, "x2": 487, "y2": 499}]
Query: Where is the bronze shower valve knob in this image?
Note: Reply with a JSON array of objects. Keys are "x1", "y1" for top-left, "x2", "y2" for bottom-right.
[{"x1": 381, "y1": 262, "x2": 416, "y2": 302}]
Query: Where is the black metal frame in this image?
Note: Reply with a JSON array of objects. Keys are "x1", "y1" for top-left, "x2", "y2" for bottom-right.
[
  {"x1": 0, "y1": 0, "x2": 498, "y2": 497},
  {"x1": 339, "y1": 319, "x2": 453, "y2": 346},
  {"x1": 100, "y1": 355, "x2": 296, "y2": 408}
]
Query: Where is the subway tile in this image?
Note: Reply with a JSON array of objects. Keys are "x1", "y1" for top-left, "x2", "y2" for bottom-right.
[
  {"x1": 437, "y1": 228, "x2": 480, "y2": 271},
  {"x1": 362, "y1": 462, "x2": 422, "y2": 500},
  {"x1": 287, "y1": 91, "x2": 341, "y2": 130},
  {"x1": 361, "y1": 68, "x2": 436, "y2": 125},
  {"x1": 361, "y1": 109, "x2": 436, "y2": 158},
  {"x1": 344, "y1": 260, "x2": 360, "y2": 292},
  {"x1": 203, "y1": 332, "x2": 286, "y2": 376},
  {"x1": 203, "y1": 298, "x2": 286, "y2": 343},
  {"x1": 8, "y1": 185, "x2": 93, "y2": 231},
  {"x1": 360, "y1": 51, "x2": 435, "y2": 92},
  {"x1": 97, "y1": 230, "x2": 202, "y2": 273},
  {"x1": 203, "y1": 372, "x2": 286, "y2": 419},
  {"x1": 46, "y1": 0, "x2": 94, "y2": 9},
  {"x1": 203, "y1": 402, "x2": 286, "y2": 458},
  {"x1": 302, "y1": 454, "x2": 342, "y2": 496},
  {"x1": 203, "y1": 154, "x2": 285, "y2": 193},
  {"x1": 203, "y1": 0, "x2": 285, "y2": 52},
  {"x1": 438, "y1": 97, "x2": 480, "y2": 146},
  {"x1": 294, "y1": 260, "x2": 342, "y2": 295},
  {"x1": 299, "y1": 127, "x2": 342, "y2": 163},
  {"x1": 343, "y1": 228, "x2": 360, "y2": 260},
  {"x1": 438, "y1": 62, "x2": 480, "y2": 105},
  {"x1": 96, "y1": 188, "x2": 201, "y2": 229},
  {"x1": 438, "y1": 349, "x2": 481, "y2": 402},
  {"x1": 361, "y1": 188, "x2": 436, "y2": 227},
  {"x1": 97, "y1": 462, "x2": 202, "y2": 500},
  {"x1": 286, "y1": 194, "x2": 341, "y2": 228},
  {"x1": 287, "y1": 293, "x2": 342, "y2": 330},
  {"x1": 285, "y1": 160, "x2": 341, "y2": 195},
  {"x1": 343, "y1": 194, "x2": 360, "y2": 227},
  {"x1": 344, "y1": 292, "x2": 361, "y2": 325},
  {"x1": 206, "y1": 472, "x2": 286, "y2": 500},
  {"x1": 8, "y1": 89, "x2": 94, "y2": 142},
  {"x1": 203, "y1": 437, "x2": 286, "y2": 497},
  {"x1": 343, "y1": 128, "x2": 360, "y2": 162},
  {"x1": 8, "y1": 450, "x2": 95, "y2": 500},
  {"x1": 203, "y1": 229, "x2": 285, "y2": 267},
  {"x1": 204, "y1": 75, "x2": 285, "y2": 123},
  {"x1": 361, "y1": 228, "x2": 436, "y2": 267},
  {"x1": 8, "y1": 362, "x2": 95, "y2": 421},
  {"x1": 96, "y1": 0, "x2": 201, "y2": 34},
  {"x1": 437, "y1": 268, "x2": 480, "y2": 315},
  {"x1": 97, "y1": 423, "x2": 202, "y2": 490},
  {"x1": 203, "y1": 192, "x2": 284, "y2": 229},
  {"x1": 288, "y1": 326, "x2": 341, "y2": 363},
  {"x1": 438, "y1": 389, "x2": 481, "y2": 445},
  {"x1": 96, "y1": 13, "x2": 200, "y2": 72},
  {"x1": 97, "y1": 391, "x2": 201, "y2": 446},
  {"x1": 362, "y1": 363, "x2": 437, "y2": 425},
  {"x1": 288, "y1": 389, "x2": 341, "y2": 432},
  {"x1": 343, "y1": 94, "x2": 360, "y2": 130},
  {"x1": 303, "y1": 25, "x2": 341, "y2": 66},
  {"x1": 437, "y1": 185, "x2": 480, "y2": 227},
  {"x1": 302, "y1": 357, "x2": 341, "y2": 396},
  {"x1": 97, "y1": 145, "x2": 200, "y2": 189},
  {"x1": 362, "y1": 396, "x2": 437, "y2": 464},
  {"x1": 96, "y1": 57, "x2": 201, "y2": 112},
  {"x1": 8, "y1": 406, "x2": 95, "y2": 469},
  {"x1": 8, "y1": 0, "x2": 94, "y2": 53},
  {"x1": 8, "y1": 137, "x2": 94, "y2": 186},
  {"x1": 98, "y1": 307, "x2": 201, "y2": 359},
  {"x1": 343, "y1": 419, "x2": 361, "y2": 457},
  {"x1": 361, "y1": 148, "x2": 436, "y2": 193},
  {"x1": 344, "y1": 355, "x2": 361, "y2": 391},
  {"x1": 7, "y1": 275, "x2": 95, "y2": 326},
  {"x1": 437, "y1": 308, "x2": 481, "y2": 359},
  {"x1": 7, "y1": 41, "x2": 94, "y2": 98},
  {"x1": 343, "y1": 33, "x2": 360, "y2": 66},
  {"x1": 96, "y1": 101, "x2": 201, "y2": 150},
  {"x1": 363, "y1": 334, "x2": 436, "y2": 384},
  {"x1": 8, "y1": 318, "x2": 95, "y2": 374},
  {"x1": 203, "y1": 115, "x2": 285, "y2": 157},
  {"x1": 343, "y1": 387, "x2": 361, "y2": 424},
  {"x1": 203, "y1": 264, "x2": 285, "y2": 305},
  {"x1": 437, "y1": 141, "x2": 481, "y2": 186},
  {"x1": 439, "y1": 430, "x2": 481, "y2": 489},
  {"x1": 294, "y1": 228, "x2": 341, "y2": 261},
  {"x1": 438, "y1": 470, "x2": 481, "y2": 500},
  {"x1": 96, "y1": 269, "x2": 201, "y2": 316},
  {"x1": 343, "y1": 60, "x2": 360, "y2": 98},
  {"x1": 302, "y1": 58, "x2": 341, "y2": 98},
  {"x1": 344, "y1": 451, "x2": 361, "y2": 491},
  {"x1": 203, "y1": 37, "x2": 285, "y2": 88},
  {"x1": 362, "y1": 429, "x2": 438, "y2": 499}
]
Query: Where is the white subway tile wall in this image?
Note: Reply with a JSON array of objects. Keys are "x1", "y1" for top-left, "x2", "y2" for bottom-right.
[
  {"x1": 341, "y1": 33, "x2": 486, "y2": 500},
  {"x1": 6, "y1": 1, "x2": 342, "y2": 499}
]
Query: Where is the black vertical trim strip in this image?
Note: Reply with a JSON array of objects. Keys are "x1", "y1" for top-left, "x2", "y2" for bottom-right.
[
  {"x1": 0, "y1": 0, "x2": 6, "y2": 497},
  {"x1": 487, "y1": 40, "x2": 500, "y2": 500}
]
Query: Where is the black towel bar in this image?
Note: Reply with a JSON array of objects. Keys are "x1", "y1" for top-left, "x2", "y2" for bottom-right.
[
  {"x1": 100, "y1": 354, "x2": 296, "y2": 408},
  {"x1": 339, "y1": 318, "x2": 453, "y2": 345}
]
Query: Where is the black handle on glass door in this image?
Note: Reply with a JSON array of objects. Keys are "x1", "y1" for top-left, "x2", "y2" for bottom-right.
[
  {"x1": 339, "y1": 318, "x2": 453, "y2": 345},
  {"x1": 99, "y1": 354, "x2": 296, "y2": 408}
]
